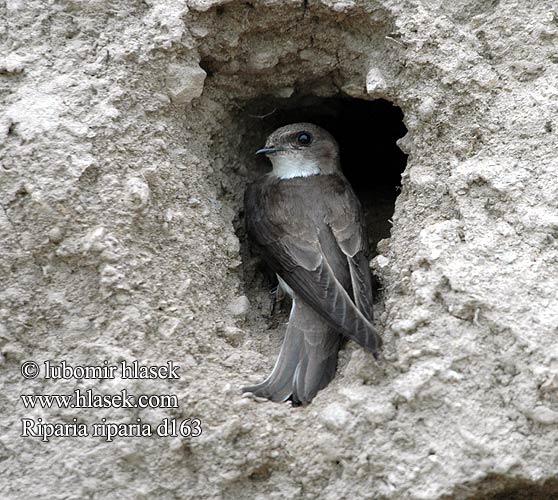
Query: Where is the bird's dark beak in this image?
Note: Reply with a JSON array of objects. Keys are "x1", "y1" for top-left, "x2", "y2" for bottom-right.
[{"x1": 255, "y1": 146, "x2": 278, "y2": 156}]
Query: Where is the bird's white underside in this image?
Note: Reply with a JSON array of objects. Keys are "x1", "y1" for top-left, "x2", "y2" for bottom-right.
[{"x1": 270, "y1": 156, "x2": 321, "y2": 179}]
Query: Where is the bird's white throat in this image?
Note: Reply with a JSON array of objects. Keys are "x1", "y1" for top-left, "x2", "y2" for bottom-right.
[{"x1": 270, "y1": 155, "x2": 321, "y2": 179}]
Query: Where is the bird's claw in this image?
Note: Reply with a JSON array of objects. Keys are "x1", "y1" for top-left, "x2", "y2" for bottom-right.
[{"x1": 270, "y1": 284, "x2": 286, "y2": 315}]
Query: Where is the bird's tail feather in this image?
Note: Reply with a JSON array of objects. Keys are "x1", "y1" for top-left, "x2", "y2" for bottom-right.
[
  {"x1": 292, "y1": 323, "x2": 340, "y2": 405},
  {"x1": 243, "y1": 299, "x2": 340, "y2": 404}
]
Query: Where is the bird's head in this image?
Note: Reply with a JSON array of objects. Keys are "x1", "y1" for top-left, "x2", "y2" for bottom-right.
[{"x1": 256, "y1": 123, "x2": 341, "y2": 179}]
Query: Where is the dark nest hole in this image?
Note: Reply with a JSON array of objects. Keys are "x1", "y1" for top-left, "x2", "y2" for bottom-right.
[
  {"x1": 451, "y1": 475, "x2": 558, "y2": 500},
  {"x1": 231, "y1": 94, "x2": 407, "y2": 329},
  {"x1": 237, "y1": 94, "x2": 406, "y2": 252}
]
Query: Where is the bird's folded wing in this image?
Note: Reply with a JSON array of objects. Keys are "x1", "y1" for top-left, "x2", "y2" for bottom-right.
[
  {"x1": 347, "y1": 252, "x2": 375, "y2": 322},
  {"x1": 261, "y1": 233, "x2": 382, "y2": 353},
  {"x1": 327, "y1": 189, "x2": 375, "y2": 323},
  {"x1": 245, "y1": 174, "x2": 381, "y2": 352}
]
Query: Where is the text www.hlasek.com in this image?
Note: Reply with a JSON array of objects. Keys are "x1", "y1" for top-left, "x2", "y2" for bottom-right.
[{"x1": 21, "y1": 389, "x2": 178, "y2": 409}]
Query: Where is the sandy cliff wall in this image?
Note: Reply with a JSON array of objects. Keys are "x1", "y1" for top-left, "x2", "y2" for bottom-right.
[{"x1": 1, "y1": 0, "x2": 557, "y2": 498}]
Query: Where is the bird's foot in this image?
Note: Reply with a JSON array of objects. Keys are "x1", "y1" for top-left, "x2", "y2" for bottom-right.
[{"x1": 269, "y1": 284, "x2": 286, "y2": 315}]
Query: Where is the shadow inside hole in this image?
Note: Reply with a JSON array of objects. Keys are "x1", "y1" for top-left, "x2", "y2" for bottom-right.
[
  {"x1": 450, "y1": 475, "x2": 558, "y2": 500},
  {"x1": 233, "y1": 94, "x2": 407, "y2": 318},
  {"x1": 239, "y1": 93, "x2": 407, "y2": 253}
]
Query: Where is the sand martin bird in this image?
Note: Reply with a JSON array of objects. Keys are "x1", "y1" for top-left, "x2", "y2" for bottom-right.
[{"x1": 243, "y1": 123, "x2": 383, "y2": 405}]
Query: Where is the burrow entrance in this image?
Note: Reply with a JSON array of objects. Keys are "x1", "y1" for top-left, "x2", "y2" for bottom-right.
[
  {"x1": 187, "y1": 0, "x2": 408, "y2": 341},
  {"x1": 230, "y1": 93, "x2": 407, "y2": 324}
]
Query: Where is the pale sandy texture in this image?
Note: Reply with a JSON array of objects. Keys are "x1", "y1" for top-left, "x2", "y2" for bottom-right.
[{"x1": 1, "y1": 0, "x2": 557, "y2": 498}]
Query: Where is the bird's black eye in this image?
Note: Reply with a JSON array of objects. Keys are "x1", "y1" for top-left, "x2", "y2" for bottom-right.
[{"x1": 296, "y1": 132, "x2": 312, "y2": 145}]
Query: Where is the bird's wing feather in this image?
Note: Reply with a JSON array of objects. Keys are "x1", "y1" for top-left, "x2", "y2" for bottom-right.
[
  {"x1": 327, "y1": 185, "x2": 375, "y2": 322},
  {"x1": 269, "y1": 241, "x2": 381, "y2": 352},
  {"x1": 347, "y1": 252, "x2": 374, "y2": 322}
]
